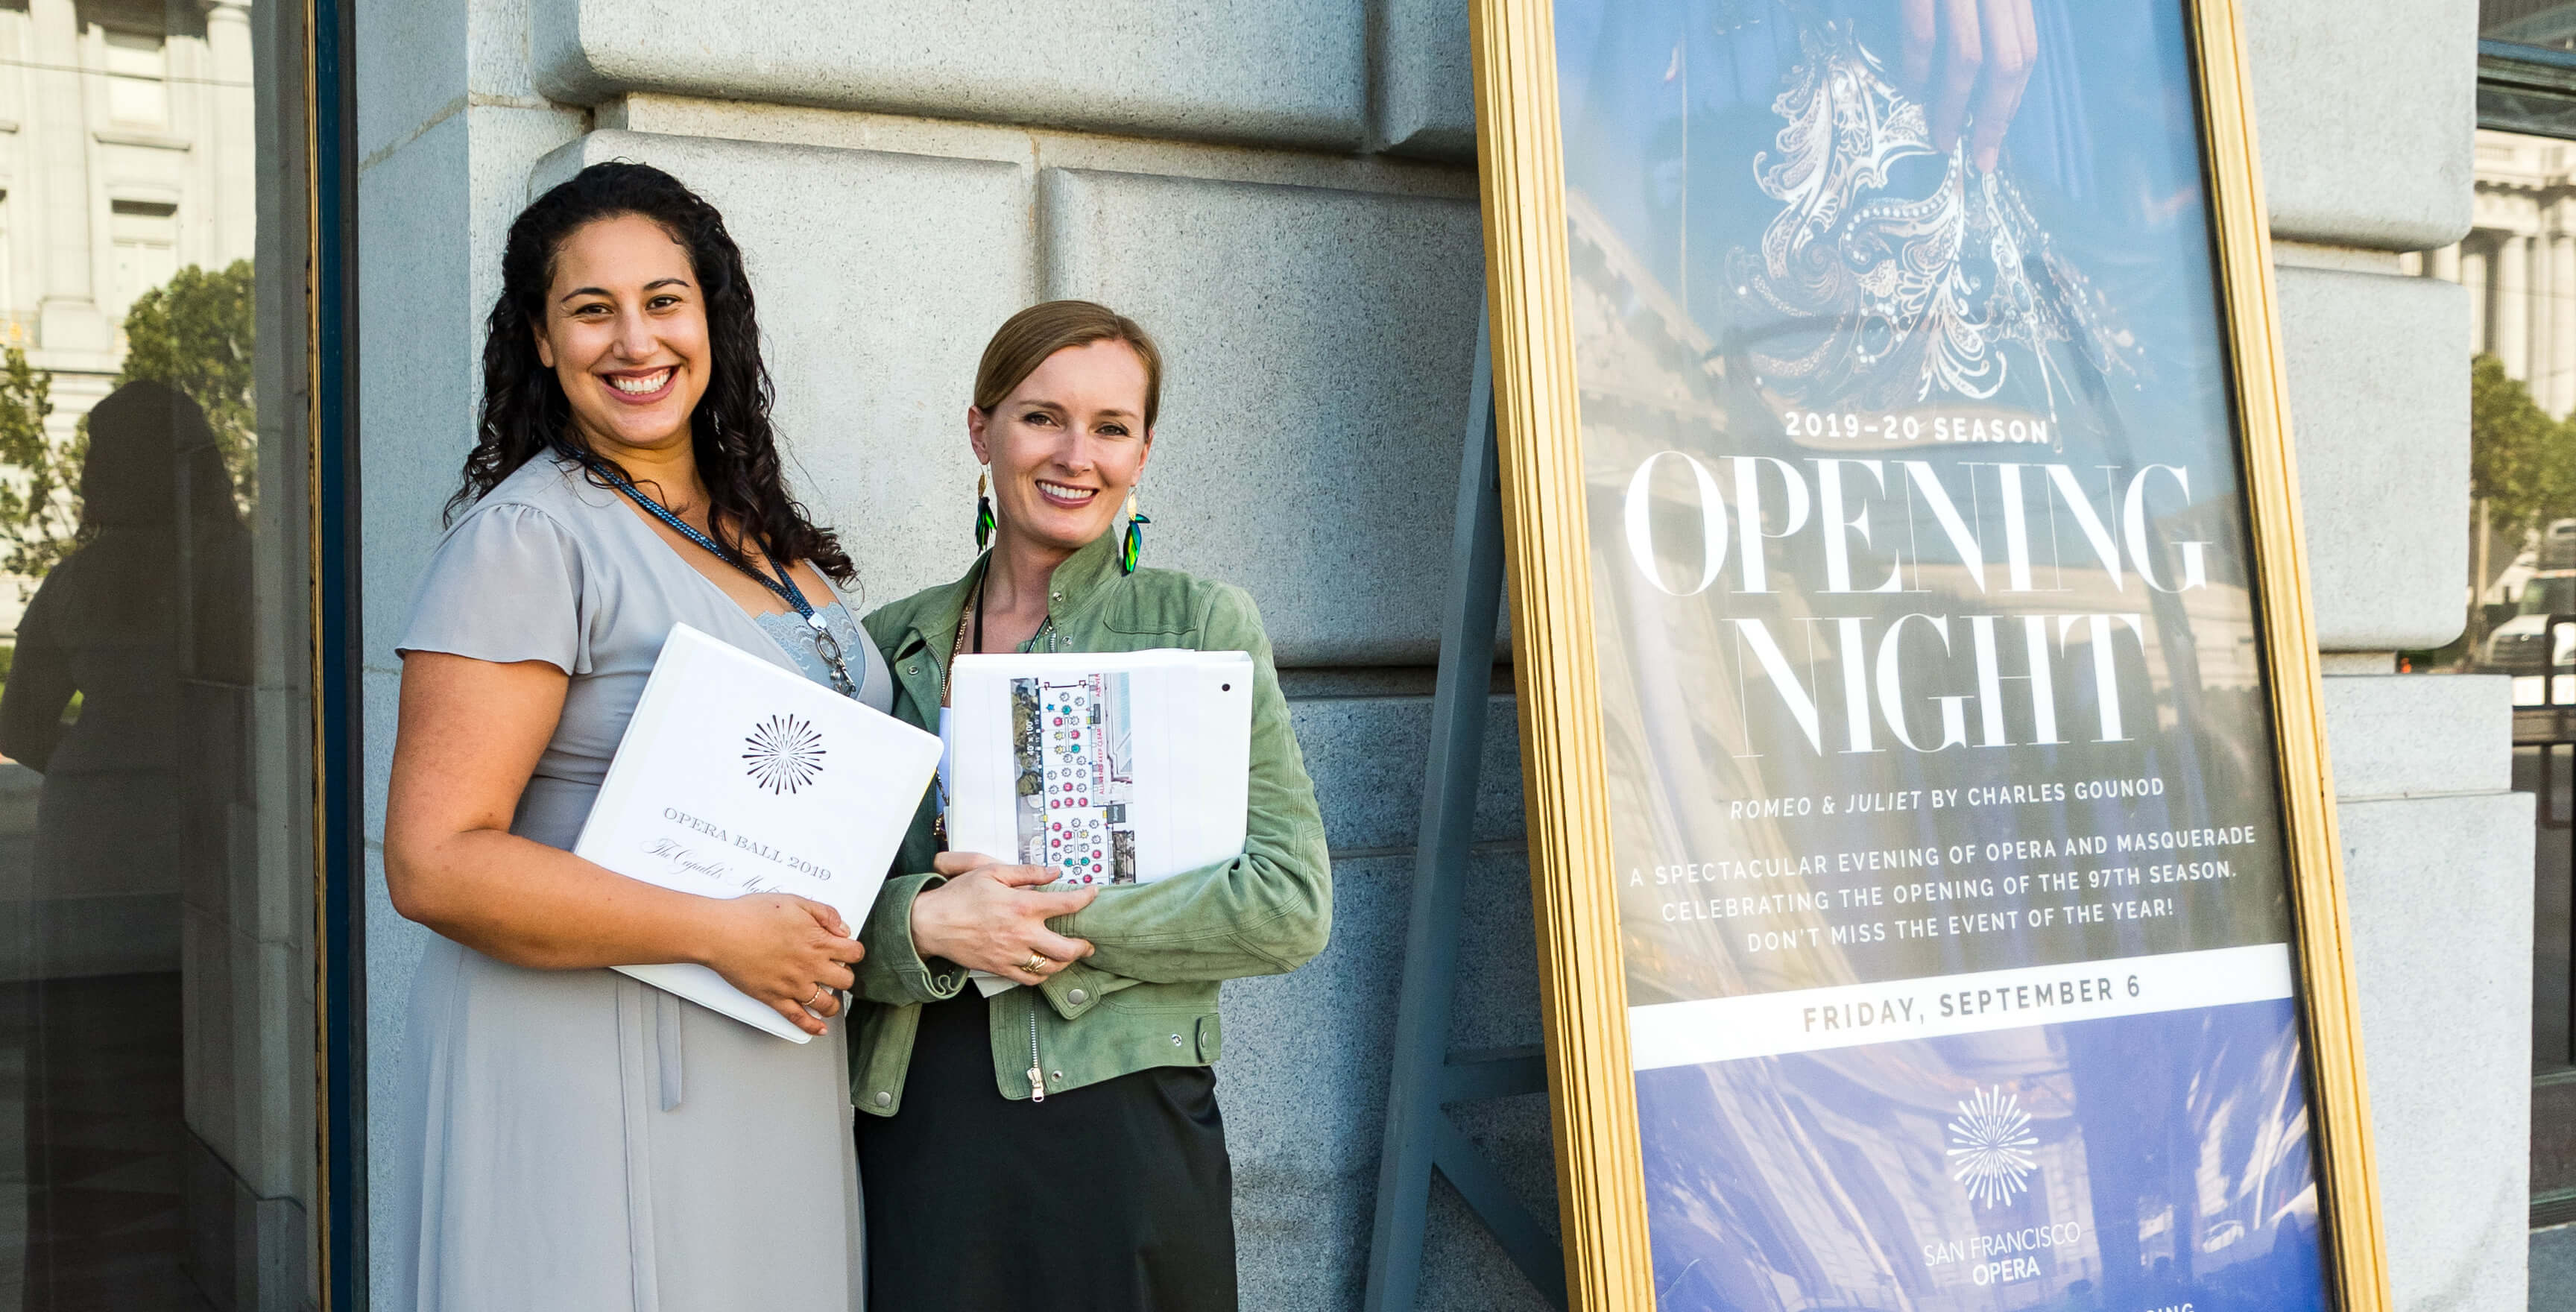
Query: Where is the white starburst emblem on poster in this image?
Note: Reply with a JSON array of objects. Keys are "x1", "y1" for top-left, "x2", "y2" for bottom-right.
[
  {"x1": 742, "y1": 714, "x2": 826, "y2": 795},
  {"x1": 1946, "y1": 1085, "x2": 2039, "y2": 1208}
]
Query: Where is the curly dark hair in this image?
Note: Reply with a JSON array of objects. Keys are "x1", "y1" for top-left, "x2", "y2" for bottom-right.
[{"x1": 450, "y1": 160, "x2": 853, "y2": 581}]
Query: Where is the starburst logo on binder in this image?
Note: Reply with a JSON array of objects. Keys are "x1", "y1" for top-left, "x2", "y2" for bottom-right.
[
  {"x1": 742, "y1": 713, "x2": 826, "y2": 795},
  {"x1": 1946, "y1": 1085, "x2": 2038, "y2": 1208}
]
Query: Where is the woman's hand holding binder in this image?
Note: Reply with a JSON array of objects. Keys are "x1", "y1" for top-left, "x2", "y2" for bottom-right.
[{"x1": 911, "y1": 853, "x2": 1098, "y2": 987}]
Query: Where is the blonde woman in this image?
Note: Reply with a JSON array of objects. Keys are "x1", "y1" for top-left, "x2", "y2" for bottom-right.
[{"x1": 850, "y1": 301, "x2": 1331, "y2": 1311}]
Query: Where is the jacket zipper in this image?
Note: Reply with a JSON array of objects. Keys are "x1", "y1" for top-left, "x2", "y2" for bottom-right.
[
  {"x1": 1026, "y1": 1006, "x2": 1046, "y2": 1103},
  {"x1": 929, "y1": 608, "x2": 1055, "y2": 1103}
]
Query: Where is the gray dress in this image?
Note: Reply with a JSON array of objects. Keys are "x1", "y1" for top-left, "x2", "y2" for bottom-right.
[{"x1": 382, "y1": 455, "x2": 892, "y2": 1312}]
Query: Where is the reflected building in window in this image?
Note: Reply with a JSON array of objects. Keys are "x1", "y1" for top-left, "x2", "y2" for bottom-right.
[
  {"x1": 2405, "y1": 127, "x2": 2576, "y2": 690},
  {"x1": 2409, "y1": 129, "x2": 2576, "y2": 417},
  {"x1": 0, "y1": 0, "x2": 256, "y2": 438}
]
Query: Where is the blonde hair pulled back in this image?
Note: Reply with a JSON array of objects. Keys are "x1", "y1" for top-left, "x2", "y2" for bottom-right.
[{"x1": 972, "y1": 300, "x2": 1164, "y2": 429}]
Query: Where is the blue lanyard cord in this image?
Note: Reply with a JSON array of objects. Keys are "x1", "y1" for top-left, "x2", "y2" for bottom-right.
[{"x1": 577, "y1": 453, "x2": 860, "y2": 698}]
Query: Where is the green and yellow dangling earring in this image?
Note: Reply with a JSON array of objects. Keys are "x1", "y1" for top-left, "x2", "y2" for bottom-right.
[
  {"x1": 973, "y1": 467, "x2": 996, "y2": 550},
  {"x1": 1120, "y1": 486, "x2": 1150, "y2": 575}
]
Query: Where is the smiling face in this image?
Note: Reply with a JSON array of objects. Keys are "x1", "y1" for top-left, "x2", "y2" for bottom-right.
[
  {"x1": 533, "y1": 212, "x2": 710, "y2": 461},
  {"x1": 968, "y1": 338, "x2": 1155, "y2": 557}
]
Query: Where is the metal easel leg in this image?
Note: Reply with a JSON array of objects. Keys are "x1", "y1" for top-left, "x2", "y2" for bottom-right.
[{"x1": 1361, "y1": 312, "x2": 1568, "y2": 1312}]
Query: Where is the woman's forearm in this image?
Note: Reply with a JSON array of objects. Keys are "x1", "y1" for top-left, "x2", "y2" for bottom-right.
[
  {"x1": 387, "y1": 827, "x2": 730, "y2": 970},
  {"x1": 387, "y1": 652, "x2": 747, "y2": 971},
  {"x1": 388, "y1": 628, "x2": 858, "y2": 1035},
  {"x1": 1046, "y1": 846, "x2": 1331, "y2": 983}
]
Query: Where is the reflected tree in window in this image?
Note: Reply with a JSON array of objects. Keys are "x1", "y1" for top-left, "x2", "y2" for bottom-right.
[
  {"x1": 0, "y1": 348, "x2": 78, "y2": 587},
  {"x1": 2473, "y1": 352, "x2": 2573, "y2": 539},
  {"x1": 114, "y1": 260, "x2": 256, "y2": 510},
  {"x1": 0, "y1": 260, "x2": 256, "y2": 596},
  {"x1": 2428, "y1": 353, "x2": 2576, "y2": 672}
]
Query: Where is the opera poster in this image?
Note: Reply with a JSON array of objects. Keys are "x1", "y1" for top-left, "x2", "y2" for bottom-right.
[{"x1": 1534, "y1": 2, "x2": 2358, "y2": 1308}]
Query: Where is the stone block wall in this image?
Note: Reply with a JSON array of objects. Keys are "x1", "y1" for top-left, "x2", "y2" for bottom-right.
[
  {"x1": 2253, "y1": 5, "x2": 2523, "y2": 1311},
  {"x1": 2326, "y1": 675, "x2": 2531, "y2": 1311},
  {"x1": 355, "y1": 1, "x2": 2510, "y2": 1308}
]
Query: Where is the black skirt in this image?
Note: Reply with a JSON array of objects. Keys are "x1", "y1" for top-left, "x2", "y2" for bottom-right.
[{"x1": 855, "y1": 985, "x2": 1237, "y2": 1312}]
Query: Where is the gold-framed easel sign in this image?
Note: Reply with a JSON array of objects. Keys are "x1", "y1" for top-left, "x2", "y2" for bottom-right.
[{"x1": 1470, "y1": 1, "x2": 2390, "y2": 1308}]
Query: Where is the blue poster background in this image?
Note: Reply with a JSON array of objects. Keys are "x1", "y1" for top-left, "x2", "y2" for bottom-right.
[
  {"x1": 1553, "y1": 2, "x2": 2339, "y2": 1308},
  {"x1": 1635, "y1": 1002, "x2": 2326, "y2": 1310}
]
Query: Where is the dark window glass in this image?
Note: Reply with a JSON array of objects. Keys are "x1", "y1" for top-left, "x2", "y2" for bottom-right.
[
  {"x1": 2490, "y1": 0, "x2": 2576, "y2": 49},
  {"x1": 0, "y1": 2, "x2": 318, "y2": 1306}
]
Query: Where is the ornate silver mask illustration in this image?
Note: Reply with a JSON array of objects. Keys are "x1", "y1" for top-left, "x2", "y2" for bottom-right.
[{"x1": 1727, "y1": 21, "x2": 2138, "y2": 421}]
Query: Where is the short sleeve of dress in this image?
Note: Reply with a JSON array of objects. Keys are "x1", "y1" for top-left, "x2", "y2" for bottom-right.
[{"x1": 395, "y1": 502, "x2": 590, "y2": 674}]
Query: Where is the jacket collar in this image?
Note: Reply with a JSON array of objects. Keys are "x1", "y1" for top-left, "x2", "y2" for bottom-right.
[
  {"x1": 1037, "y1": 526, "x2": 1127, "y2": 625},
  {"x1": 895, "y1": 528, "x2": 1125, "y2": 663}
]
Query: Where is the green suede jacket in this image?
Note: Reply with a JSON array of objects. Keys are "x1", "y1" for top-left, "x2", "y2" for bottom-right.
[{"x1": 848, "y1": 530, "x2": 1330, "y2": 1114}]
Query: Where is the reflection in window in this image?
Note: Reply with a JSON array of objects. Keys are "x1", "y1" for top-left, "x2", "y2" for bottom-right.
[
  {"x1": 0, "y1": 195, "x2": 16, "y2": 350},
  {"x1": 2402, "y1": 129, "x2": 2576, "y2": 698},
  {"x1": 0, "y1": 1, "x2": 314, "y2": 1305},
  {"x1": 101, "y1": 30, "x2": 168, "y2": 128},
  {"x1": 110, "y1": 201, "x2": 178, "y2": 325},
  {"x1": 2483, "y1": 10, "x2": 2576, "y2": 136},
  {"x1": 2414, "y1": 124, "x2": 2576, "y2": 1100}
]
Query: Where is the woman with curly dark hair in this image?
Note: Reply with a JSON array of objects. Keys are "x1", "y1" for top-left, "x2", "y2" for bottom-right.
[{"x1": 376, "y1": 161, "x2": 971, "y2": 1311}]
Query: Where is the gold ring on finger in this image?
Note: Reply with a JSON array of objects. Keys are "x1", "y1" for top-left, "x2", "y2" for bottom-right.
[
  {"x1": 805, "y1": 985, "x2": 826, "y2": 1009},
  {"x1": 1022, "y1": 953, "x2": 1051, "y2": 974}
]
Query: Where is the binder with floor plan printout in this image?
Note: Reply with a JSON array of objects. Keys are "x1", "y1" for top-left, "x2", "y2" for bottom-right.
[{"x1": 942, "y1": 649, "x2": 1254, "y2": 991}]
